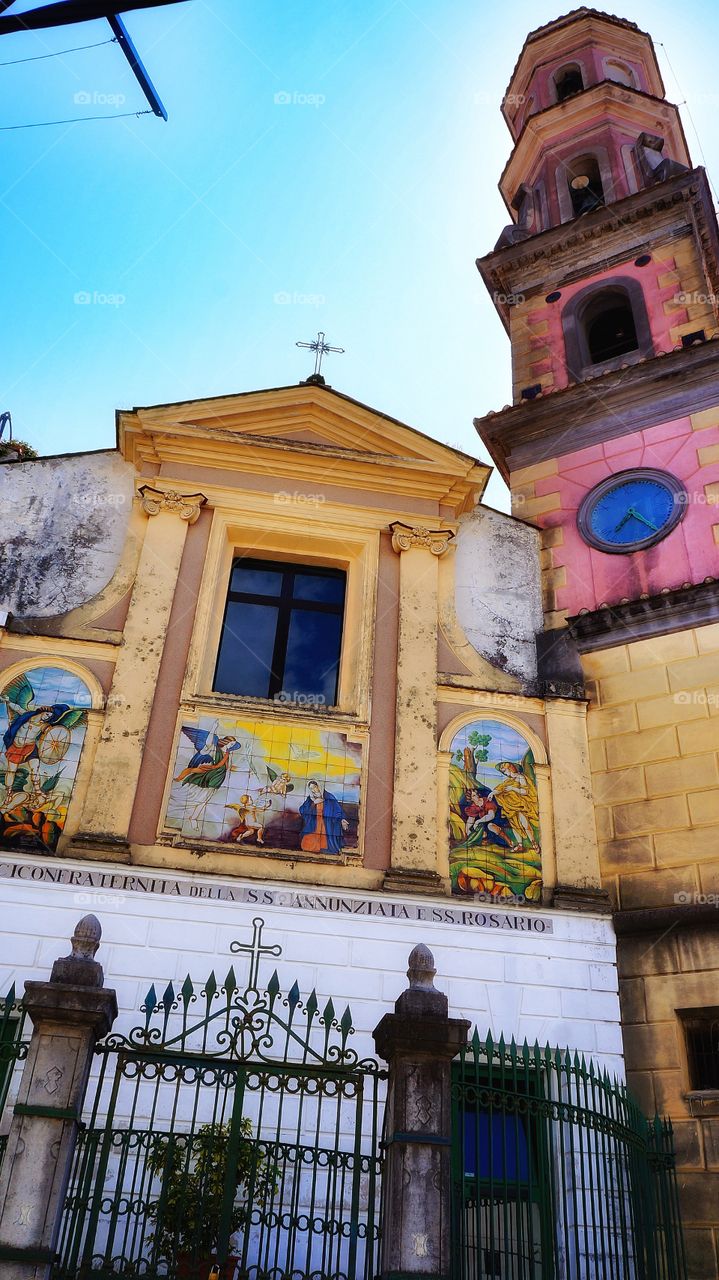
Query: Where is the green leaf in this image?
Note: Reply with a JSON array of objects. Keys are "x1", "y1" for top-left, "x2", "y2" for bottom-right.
[
  {"x1": 40, "y1": 770, "x2": 63, "y2": 794},
  {"x1": 266, "y1": 765, "x2": 277, "y2": 782}
]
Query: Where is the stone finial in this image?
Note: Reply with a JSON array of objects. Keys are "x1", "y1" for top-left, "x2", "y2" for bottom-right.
[
  {"x1": 395, "y1": 942, "x2": 448, "y2": 1019},
  {"x1": 50, "y1": 915, "x2": 104, "y2": 988},
  {"x1": 407, "y1": 943, "x2": 437, "y2": 992},
  {"x1": 71, "y1": 914, "x2": 102, "y2": 959}
]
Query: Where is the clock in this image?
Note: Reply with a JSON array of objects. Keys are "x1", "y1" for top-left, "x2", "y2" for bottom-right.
[{"x1": 577, "y1": 468, "x2": 687, "y2": 553}]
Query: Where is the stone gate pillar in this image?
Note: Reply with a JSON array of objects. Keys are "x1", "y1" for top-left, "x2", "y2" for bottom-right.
[
  {"x1": 0, "y1": 915, "x2": 117, "y2": 1280},
  {"x1": 373, "y1": 943, "x2": 469, "y2": 1280}
]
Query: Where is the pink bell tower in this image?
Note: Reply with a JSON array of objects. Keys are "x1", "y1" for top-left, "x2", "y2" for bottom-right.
[{"x1": 475, "y1": 11, "x2": 719, "y2": 1277}]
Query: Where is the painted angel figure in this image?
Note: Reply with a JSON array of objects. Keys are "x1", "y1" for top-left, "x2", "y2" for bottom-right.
[
  {"x1": 0, "y1": 672, "x2": 85, "y2": 811},
  {"x1": 492, "y1": 756, "x2": 540, "y2": 851},
  {"x1": 173, "y1": 723, "x2": 241, "y2": 832}
]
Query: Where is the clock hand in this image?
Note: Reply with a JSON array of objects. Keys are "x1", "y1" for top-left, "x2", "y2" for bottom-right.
[
  {"x1": 613, "y1": 511, "x2": 632, "y2": 534},
  {"x1": 626, "y1": 505, "x2": 659, "y2": 533}
]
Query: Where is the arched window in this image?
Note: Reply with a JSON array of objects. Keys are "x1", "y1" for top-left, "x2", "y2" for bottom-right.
[
  {"x1": 561, "y1": 278, "x2": 653, "y2": 380},
  {"x1": 584, "y1": 293, "x2": 638, "y2": 363},
  {"x1": 567, "y1": 155, "x2": 605, "y2": 216},
  {"x1": 0, "y1": 665, "x2": 92, "y2": 852},
  {"x1": 555, "y1": 63, "x2": 584, "y2": 102},
  {"x1": 605, "y1": 59, "x2": 635, "y2": 88},
  {"x1": 446, "y1": 717, "x2": 542, "y2": 903}
]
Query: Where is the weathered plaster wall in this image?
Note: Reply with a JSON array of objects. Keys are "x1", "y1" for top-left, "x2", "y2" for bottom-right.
[
  {"x1": 454, "y1": 505, "x2": 543, "y2": 684},
  {"x1": 0, "y1": 452, "x2": 133, "y2": 618}
]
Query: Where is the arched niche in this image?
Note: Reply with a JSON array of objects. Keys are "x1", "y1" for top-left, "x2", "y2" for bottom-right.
[
  {"x1": 561, "y1": 276, "x2": 654, "y2": 381},
  {"x1": 440, "y1": 713, "x2": 546, "y2": 903},
  {"x1": 553, "y1": 62, "x2": 585, "y2": 103},
  {"x1": 0, "y1": 663, "x2": 95, "y2": 852}
]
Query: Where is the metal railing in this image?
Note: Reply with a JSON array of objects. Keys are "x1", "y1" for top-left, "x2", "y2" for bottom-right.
[{"x1": 451, "y1": 1029, "x2": 687, "y2": 1280}]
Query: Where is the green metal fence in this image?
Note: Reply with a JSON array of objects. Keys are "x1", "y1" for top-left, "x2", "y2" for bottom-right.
[
  {"x1": 0, "y1": 985, "x2": 29, "y2": 1173},
  {"x1": 52, "y1": 927, "x2": 385, "y2": 1280},
  {"x1": 451, "y1": 1029, "x2": 687, "y2": 1280}
]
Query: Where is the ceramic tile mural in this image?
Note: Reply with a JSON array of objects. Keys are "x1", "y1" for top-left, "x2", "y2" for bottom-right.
[
  {"x1": 448, "y1": 718, "x2": 542, "y2": 902},
  {"x1": 165, "y1": 714, "x2": 362, "y2": 854},
  {"x1": 0, "y1": 667, "x2": 91, "y2": 852}
]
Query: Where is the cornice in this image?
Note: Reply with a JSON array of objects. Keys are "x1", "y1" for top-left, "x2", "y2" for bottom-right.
[
  {"x1": 567, "y1": 579, "x2": 719, "y2": 652},
  {"x1": 118, "y1": 387, "x2": 490, "y2": 515},
  {"x1": 477, "y1": 169, "x2": 719, "y2": 333},
  {"x1": 474, "y1": 337, "x2": 719, "y2": 478}
]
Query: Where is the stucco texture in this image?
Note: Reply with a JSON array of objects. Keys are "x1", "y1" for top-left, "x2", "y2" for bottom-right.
[{"x1": 0, "y1": 451, "x2": 133, "y2": 618}]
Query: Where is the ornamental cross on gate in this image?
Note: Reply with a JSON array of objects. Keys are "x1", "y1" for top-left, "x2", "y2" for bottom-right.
[{"x1": 230, "y1": 916, "x2": 282, "y2": 991}]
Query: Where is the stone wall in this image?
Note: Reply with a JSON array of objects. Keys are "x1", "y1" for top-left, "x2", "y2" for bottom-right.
[
  {"x1": 583, "y1": 625, "x2": 719, "y2": 910},
  {"x1": 619, "y1": 926, "x2": 719, "y2": 1280}
]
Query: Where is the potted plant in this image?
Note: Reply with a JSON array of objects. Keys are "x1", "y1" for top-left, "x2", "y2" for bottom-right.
[{"x1": 147, "y1": 1119, "x2": 276, "y2": 1280}]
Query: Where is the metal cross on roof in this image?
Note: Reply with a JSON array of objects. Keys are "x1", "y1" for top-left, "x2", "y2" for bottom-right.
[{"x1": 296, "y1": 331, "x2": 345, "y2": 384}]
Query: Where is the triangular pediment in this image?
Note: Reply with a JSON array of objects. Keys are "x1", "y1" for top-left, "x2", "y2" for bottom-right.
[{"x1": 117, "y1": 382, "x2": 490, "y2": 514}]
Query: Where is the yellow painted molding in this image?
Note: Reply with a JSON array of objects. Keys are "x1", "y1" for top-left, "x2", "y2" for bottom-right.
[
  {"x1": 437, "y1": 686, "x2": 547, "y2": 715},
  {"x1": 117, "y1": 385, "x2": 489, "y2": 515},
  {"x1": 438, "y1": 706, "x2": 548, "y2": 764}
]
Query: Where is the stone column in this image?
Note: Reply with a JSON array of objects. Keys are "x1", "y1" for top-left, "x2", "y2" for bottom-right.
[
  {"x1": 386, "y1": 522, "x2": 454, "y2": 895},
  {"x1": 0, "y1": 916, "x2": 117, "y2": 1280},
  {"x1": 545, "y1": 697, "x2": 610, "y2": 911},
  {"x1": 71, "y1": 485, "x2": 206, "y2": 859},
  {"x1": 373, "y1": 944, "x2": 469, "y2": 1280}
]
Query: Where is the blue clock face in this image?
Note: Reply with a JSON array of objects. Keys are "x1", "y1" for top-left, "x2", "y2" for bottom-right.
[{"x1": 577, "y1": 470, "x2": 686, "y2": 553}]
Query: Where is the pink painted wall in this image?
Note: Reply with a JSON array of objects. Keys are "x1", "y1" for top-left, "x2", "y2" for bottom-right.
[
  {"x1": 512, "y1": 253, "x2": 684, "y2": 393},
  {"x1": 532, "y1": 418, "x2": 719, "y2": 613}
]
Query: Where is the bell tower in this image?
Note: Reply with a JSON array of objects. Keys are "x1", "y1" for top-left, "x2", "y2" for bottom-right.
[{"x1": 475, "y1": 10, "x2": 719, "y2": 1278}]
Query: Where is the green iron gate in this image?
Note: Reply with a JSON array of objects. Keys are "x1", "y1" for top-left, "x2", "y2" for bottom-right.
[
  {"x1": 51, "y1": 920, "x2": 385, "y2": 1280},
  {"x1": 0, "y1": 985, "x2": 28, "y2": 1174},
  {"x1": 451, "y1": 1029, "x2": 687, "y2": 1280}
]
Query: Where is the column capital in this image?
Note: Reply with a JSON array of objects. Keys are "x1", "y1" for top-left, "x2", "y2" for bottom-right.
[
  {"x1": 389, "y1": 521, "x2": 454, "y2": 556},
  {"x1": 137, "y1": 484, "x2": 207, "y2": 523}
]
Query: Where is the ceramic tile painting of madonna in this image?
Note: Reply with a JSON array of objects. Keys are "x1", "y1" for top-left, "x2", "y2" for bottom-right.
[
  {"x1": 164, "y1": 714, "x2": 361, "y2": 855},
  {"x1": 448, "y1": 718, "x2": 542, "y2": 902}
]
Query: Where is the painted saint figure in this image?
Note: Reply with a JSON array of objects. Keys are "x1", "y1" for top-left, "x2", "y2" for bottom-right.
[
  {"x1": 174, "y1": 724, "x2": 242, "y2": 831},
  {"x1": 1, "y1": 673, "x2": 84, "y2": 810},
  {"x1": 459, "y1": 786, "x2": 513, "y2": 848},
  {"x1": 299, "y1": 779, "x2": 349, "y2": 854}
]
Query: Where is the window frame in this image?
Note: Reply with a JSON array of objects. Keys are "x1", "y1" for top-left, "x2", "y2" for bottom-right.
[
  {"x1": 678, "y1": 1008, "x2": 719, "y2": 1111},
  {"x1": 184, "y1": 512, "x2": 378, "y2": 721},
  {"x1": 213, "y1": 556, "x2": 347, "y2": 705},
  {"x1": 561, "y1": 276, "x2": 654, "y2": 381}
]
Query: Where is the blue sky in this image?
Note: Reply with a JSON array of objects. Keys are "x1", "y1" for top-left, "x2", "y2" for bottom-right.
[{"x1": 2, "y1": 0, "x2": 718, "y2": 509}]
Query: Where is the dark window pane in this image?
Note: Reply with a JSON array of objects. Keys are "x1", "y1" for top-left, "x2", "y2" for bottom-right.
[
  {"x1": 230, "y1": 564, "x2": 283, "y2": 597},
  {"x1": 214, "y1": 601, "x2": 278, "y2": 697},
  {"x1": 281, "y1": 609, "x2": 343, "y2": 704},
  {"x1": 463, "y1": 1111, "x2": 530, "y2": 1182},
  {"x1": 293, "y1": 572, "x2": 345, "y2": 604}
]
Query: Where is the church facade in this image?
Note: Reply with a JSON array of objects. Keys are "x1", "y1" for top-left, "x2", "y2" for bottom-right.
[{"x1": 0, "y1": 7, "x2": 716, "y2": 1280}]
